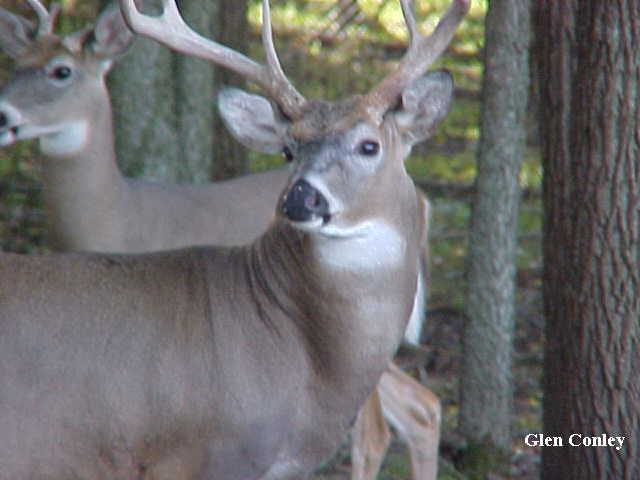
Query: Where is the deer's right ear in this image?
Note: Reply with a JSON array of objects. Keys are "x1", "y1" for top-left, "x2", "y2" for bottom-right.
[
  {"x1": 0, "y1": 8, "x2": 34, "y2": 58},
  {"x1": 218, "y1": 88, "x2": 288, "y2": 155}
]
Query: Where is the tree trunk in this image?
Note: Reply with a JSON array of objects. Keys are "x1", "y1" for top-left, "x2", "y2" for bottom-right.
[
  {"x1": 459, "y1": 0, "x2": 530, "y2": 453},
  {"x1": 106, "y1": 0, "x2": 215, "y2": 183},
  {"x1": 534, "y1": 1, "x2": 640, "y2": 478},
  {"x1": 211, "y1": 0, "x2": 249, "y2": 180},
  {"x1": 173, "y1": 0, "x2": 216, "y2": 183}
]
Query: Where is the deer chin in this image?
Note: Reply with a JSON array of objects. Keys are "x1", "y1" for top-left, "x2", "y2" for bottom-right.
[
  {"x1": 290, "y1": 214, "x2": 384, "y2": 239},
  {"x1": 286, "y1": 214, "x2": 329, "y2": 234}
]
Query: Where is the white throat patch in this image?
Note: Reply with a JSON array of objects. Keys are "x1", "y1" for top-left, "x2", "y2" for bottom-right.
[
  {"x1": 313, "y1": 219, "x2": 406, "y2": 271},
  {"x1": 40, "y1": 121, "x2": 89, "y2": 157}
]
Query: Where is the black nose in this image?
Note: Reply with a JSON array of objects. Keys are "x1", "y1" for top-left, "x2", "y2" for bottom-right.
[
  {"x1": 0, "y1": 111, "x2": 7, "y2": 129},
  {"x1": 281, "y1": 179, "x2": 330, "y2": 223}
]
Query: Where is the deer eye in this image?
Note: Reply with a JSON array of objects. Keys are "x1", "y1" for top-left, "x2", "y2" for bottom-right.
[
  {"x1": 358, "y1": 140, "x2": 380, "y2": 156},
  {"x1": 47, "y1": 64, "x2": 73, "y2": 82},
  {"x1": 282, "y1": 146, "x2": 294, "y2": 163}
]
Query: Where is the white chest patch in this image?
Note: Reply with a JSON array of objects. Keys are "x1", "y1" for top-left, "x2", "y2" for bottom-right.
[
  {"x1": 314, "y1": 220, "x2": 406, "y2": 271},
  {"x1": 40, "y1": 121, "x2": 89, "y2": 157}
]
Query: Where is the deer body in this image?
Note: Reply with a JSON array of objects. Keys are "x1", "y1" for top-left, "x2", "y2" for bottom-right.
[{"x1": 0, "y1": 201, "x2": 421, "y2": 480}]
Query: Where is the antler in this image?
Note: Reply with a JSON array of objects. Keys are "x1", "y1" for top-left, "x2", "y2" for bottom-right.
[
  {"x1": 363, "y1": 0, "x2": 470, "y2": 120},
  {"x1": 26, "y1": 0, "x2": 60, "y2": 36},
  {"x1": 118, "y1": 0, "x2": 307, "y2": 120}
]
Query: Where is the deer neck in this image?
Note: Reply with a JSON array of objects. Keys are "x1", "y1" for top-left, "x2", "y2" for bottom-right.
[
  {"x1": 39, "y1": 91, "x2": 126, "y2": 250},
  {"x1": 246, "y1": 220, "x2": 417, "y2": 395}
]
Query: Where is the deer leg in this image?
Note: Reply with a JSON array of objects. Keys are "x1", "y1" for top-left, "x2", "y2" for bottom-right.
[
  {"x1": 351, "y1": 388, "x2": 391, "y2": 480},
  {"x1": 378, "y1": 363, "x2": 441, "y2": 480}
]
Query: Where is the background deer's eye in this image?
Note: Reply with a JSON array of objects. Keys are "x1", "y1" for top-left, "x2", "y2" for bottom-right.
[
  {"x1": 359, "y1": 140, "x2": 380, "y2": 156},
  {"x1": 282, "y1": 146, "x2": 294, "y2": 162},
  {"x1": 49, "y1": 65, "x2": 72, "y2": 81}
]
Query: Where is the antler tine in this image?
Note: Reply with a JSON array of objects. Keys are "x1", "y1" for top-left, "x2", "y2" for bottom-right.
[
  {"x1": 26, "y1": 0, "x2": 60, "y2": 36},
  {"x1": 364, "y1": 0, "x2": 470, "y2": 120},
  {"x1": 118, "y1": 0, "x2": 306, "y2": 119},
  {"x1": 400, "y1": 0, "x2": 419, "y2": 46},
  {"x1": 260, "y1": 0, "x2": 306, "y2": 118}
]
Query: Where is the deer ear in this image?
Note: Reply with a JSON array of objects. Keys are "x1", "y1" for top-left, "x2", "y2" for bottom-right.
[
  {"x1": 218, "y1": 88, "x2": 289, "y2": 155},
  {"x1": 393, "y1": 71, "x2": 453, "y2": 147},
  {"x1": 84, "y1": 4, "x2": 134, "y2": 71},
  {"x1": 0, "y1": 7, "x2": 35, "y2": 58}
]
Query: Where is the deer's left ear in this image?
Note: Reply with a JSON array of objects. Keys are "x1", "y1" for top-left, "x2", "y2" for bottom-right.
[{"x1": 392, "y1": 71, "x2": 453, "y2": 147}]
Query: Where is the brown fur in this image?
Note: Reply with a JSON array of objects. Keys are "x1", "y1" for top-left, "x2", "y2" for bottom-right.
[
  {"x1": 0, "y1": 215, "x2": 421, "y2": 479},
  {"x1": 291, "y1": 97, "x2": 366, "y2": 141}
]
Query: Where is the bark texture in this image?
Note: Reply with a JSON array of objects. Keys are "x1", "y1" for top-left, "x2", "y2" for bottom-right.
[
  {"x1": 106, "y1": 0, "x2": 216, "y2": 183},
  {"x1": 534, "y1": 1, "x2": 640, "y2": 478},
  {"x1": 211, "y1": 0, "x2": 250, "y2": 180},
  {"x1": 460, "y1": 0, "x2": 530, "y2": 450}
]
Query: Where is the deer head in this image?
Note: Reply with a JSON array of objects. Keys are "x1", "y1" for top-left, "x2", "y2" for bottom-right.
[
  {"x1": 119, "y1": 0, "x2": 467, "y2": 246},
  {"x1": 0, "y1": 1, "x2": 133, "y2": 155}
]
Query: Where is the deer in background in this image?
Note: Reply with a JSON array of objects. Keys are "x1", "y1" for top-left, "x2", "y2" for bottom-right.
[
  {"x1": 0, "y1": 1, "x2": 286, "y2": 252},
  {"x1": 0, "y1": 0, "x2": 468, "y2": 477}
]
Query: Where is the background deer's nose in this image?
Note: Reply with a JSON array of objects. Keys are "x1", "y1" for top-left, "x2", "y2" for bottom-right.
[{"x1": 282, "y1": 179, "x2": 330, "y2": 223}]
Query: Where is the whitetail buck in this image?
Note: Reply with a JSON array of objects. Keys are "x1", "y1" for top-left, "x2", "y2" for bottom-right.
[{"x1": 0, "y1": 0, "x2": 470, "y2": 476}]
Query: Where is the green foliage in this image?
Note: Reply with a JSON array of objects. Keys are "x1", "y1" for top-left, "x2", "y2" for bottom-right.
[{"x1": 379, "y1": 449, "x2": 413, "y2": 478}]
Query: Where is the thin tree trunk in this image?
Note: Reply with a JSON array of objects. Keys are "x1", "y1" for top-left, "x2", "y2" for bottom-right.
[
  {"x1": 106, "y1": 0, "x2": 215, "y2": 183},
  {"x1": 460, "y1": 0, "x2": 530, "y2": 453},
  {"x1": 534, "y1": 1, "x2": 640, "y2": 478},
  {"x1": 211, "y1": 0, "x2": 249, "y2": 180},
  {"x1": 173, "y1": 0, "x2": 216, "y2": 183}
]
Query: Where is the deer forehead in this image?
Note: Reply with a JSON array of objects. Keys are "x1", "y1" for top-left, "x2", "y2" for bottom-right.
[
  {"x1": 13, "y1": 36, "x2": 68, "y2": 69},
  {"x1": 290, "y1": 97, "x2": 375, "y2": 142}
]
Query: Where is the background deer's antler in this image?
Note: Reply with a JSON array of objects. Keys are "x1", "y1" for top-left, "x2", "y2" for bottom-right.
[{"x1": 26, "y1": 0, "x2": 60, "y2": 36}]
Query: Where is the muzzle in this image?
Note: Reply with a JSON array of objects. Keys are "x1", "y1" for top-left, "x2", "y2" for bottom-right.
[{"x1": 281, "y1": 179, "x2": 330, "y2": 224}]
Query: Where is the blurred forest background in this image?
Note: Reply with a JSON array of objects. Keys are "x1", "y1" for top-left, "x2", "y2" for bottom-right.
[{"x1": 0, "y1": 0, "x2": 543, "y2": 478}]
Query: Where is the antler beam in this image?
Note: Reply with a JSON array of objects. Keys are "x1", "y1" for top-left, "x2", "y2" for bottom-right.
[
  {"x1": 365, "y1": 0, "x2": 470, "y2": 119},
  {"x1": 118, "y1": 0, "x2": 307, "y2": 119}
]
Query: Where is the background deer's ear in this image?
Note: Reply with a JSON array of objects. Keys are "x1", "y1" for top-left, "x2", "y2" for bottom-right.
[
  {"x1": 218, "y1": 88, "x2": 289, "y2": 155},
  {"x1": 393, "y1": 71, "x2": 453, "y2": 147},
  {"x1": 83, "y1": 4, "x2": 134, "y2": 72},
  {"x1": 0, "y1": 7, "x2": 35, "y2": 58}
]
